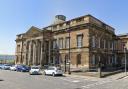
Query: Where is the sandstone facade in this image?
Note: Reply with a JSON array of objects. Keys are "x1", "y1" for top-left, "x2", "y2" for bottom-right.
[{"x1": 15, "y1": 14, "x2": 124, "y2": 70}]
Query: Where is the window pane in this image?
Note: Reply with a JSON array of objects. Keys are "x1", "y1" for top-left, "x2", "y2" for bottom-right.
[
  {"x1": 104, "y1": 40, "x2": 106, "y2": 49},
  {"x1": 53, "y1": 40, "x2": 57, "y2": 49},
  {"x1": 59, "y1": 38, "x2": 63, "y2": 49},
  {"x1": 98, "y1": 38, "x2": 100, "y2": 48},
  {"x1": 92, "y1": 36, "x2": 95, "y2": 47},
  {"x1": 77, "y1": 35, "x2": 82, "y2": 48},
  {"x1": 65, "y1": 37, "x2": 69, "y2": 48},
  {"x1": 92, "y1": 55, "x2": 95, "y2": 65}
]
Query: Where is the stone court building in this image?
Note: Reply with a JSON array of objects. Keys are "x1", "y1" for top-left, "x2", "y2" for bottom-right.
[{"x1": 15, "y1": 14, "x2": 124, "y2": 70}]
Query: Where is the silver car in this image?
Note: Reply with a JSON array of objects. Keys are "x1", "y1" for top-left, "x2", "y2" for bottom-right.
[
  {"x1": 2, "y1": 64, "x2": 12, "y2": 70},
  {"x1": 44, "y1": 66, "x2": 63, "y2": 77},
  {"x1": 29, "y1": 66, "x2": 41, "y2": 75}
]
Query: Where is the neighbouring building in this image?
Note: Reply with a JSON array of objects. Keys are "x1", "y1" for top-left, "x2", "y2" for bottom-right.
[
  {"x1": 118, "y1": 33, "x2": 128, "y2": 49},
  {"x1": 117, "y1": 33, "x2": 128, "y2": 66},
  {"x1": 15, "y1": 14, "x2": 124, "y2": 70}
]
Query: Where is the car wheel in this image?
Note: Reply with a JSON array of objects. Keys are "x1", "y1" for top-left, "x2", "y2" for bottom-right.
[{"x1": 52, "y1": 72, "x2": 55, "y2": 77}]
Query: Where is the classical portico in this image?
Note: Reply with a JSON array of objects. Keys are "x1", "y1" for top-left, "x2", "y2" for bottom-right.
[
  {"x1": 24, "y1": 39, "x2": 41, "y2": 66},
  {"x1": 15, "y1": 26, "x2": 52, "y2": 66}
]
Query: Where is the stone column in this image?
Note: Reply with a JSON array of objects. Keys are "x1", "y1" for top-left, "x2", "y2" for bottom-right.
[
  {"x1": 28, "y1": 41, "x2": 32, "y2": 66},
  {"x1": 37, "y1": 40, "x2": 41, "y2": 65},
  {"x1": 37, "y1": 40, "x2": 40, "y2": 65},
  {"x1": 32, "y1": 42, "x2": 36, "y2": 65},
  {"x1": 34, "y1": 40, "x2": 39, "y2": 65},
  {"x1": 44, "y1": 41, "x2": 47, "y2": 65},
  {"x1": 40, "y1": 40, "x2": 44, "y2": 66},
  {"x1": 24, "y1": 41, "x2": 27, "y2": 65},
  {"x1": 26, "y1": 41, "x2": 30, "y2": 65},
  {"x1": 32, "y1": 42, "x2": 34, "y2": 65},
  {"x1": 36, "y1": 40, "x2": 38, "y2": 65},
  {"x1": 28, "y1": 41, "x2": 30, "y2": 65},
  {"x1": 48, "y1": 41, "x2": 51, "y2": 65}
]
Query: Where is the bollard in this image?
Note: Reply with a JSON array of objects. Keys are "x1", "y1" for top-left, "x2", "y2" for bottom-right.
[{"x1": 98, "y1": 67, "x2": 102, "y2": 78}]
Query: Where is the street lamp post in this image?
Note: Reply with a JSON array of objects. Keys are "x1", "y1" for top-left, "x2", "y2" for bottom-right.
[
  {"x1": 98, "y1": 59, "x2": 102, "y2": 78},
  {"x1": 68, "y1": 29, "x2": 71, "y2": 74},
  {"x1": 124, "y1": 47, "x2": 127, "y2": 76}
]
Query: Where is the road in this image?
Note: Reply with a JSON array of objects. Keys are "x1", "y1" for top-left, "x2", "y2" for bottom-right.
[{"x1": 0, "y1": 70, "x2": 128, "y2": 89}]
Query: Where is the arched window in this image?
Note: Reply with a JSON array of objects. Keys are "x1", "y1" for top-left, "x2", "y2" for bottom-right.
[{"x1": 77, "y1": 54, "x2": 81, "y2": 65}]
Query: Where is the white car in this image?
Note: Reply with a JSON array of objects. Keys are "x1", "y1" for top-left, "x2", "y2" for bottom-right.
[
  {"x1": 2, "y1": 64, "x2": 12, "y2": 70},
  {"x1": 10, "y1": 65, "x2": 17, "y2": 71},
  {"x1": 44, "y1": 66, "x2": 63, "y2": 76},
  {"x1": 29, "y1": 66, "x2": 41, "y2": 75}
]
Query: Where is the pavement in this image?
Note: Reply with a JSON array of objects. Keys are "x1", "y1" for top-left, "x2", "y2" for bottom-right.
[
  {"x1": 64, "y1": 71, "x2": 128, "y2": 80},
  {"x1": 1, "y1": 70, "x2": 128, "y2": 89},
  {"x1": 0, "y1": 70, "x2": 98, "y2": 89}
]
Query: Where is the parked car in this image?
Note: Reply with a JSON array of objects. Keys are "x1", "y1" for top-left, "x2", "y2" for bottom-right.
[
  {"x1": 44, "y1": 66, "x2": 63, "y2": 77},
  {"x1": 10, "y1": 65, "x2": 18, "y2": 71},
  {"x1": 0, "y1": 64, "x2": 3, "y2": 69},
  {"x1": 2, "y1": 64, "x2": 12, "y2": 70},
  {"x1": 16, "y1": 65, "x2": 30, "y2": 72},
  {"x1": 29, "y1": 66, "x2": 41, "y2": 75}
]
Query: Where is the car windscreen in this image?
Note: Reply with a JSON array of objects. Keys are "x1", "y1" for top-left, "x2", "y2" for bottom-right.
[
  {"x1": 5, "y1": 64, "x2": 11, "y2": 66},
  {"x1": 48, "y1": 68, "x2": 54, "y2": 70},
  {"x1": 31, "y1": 67, "x2": 39, "y2": 69},
  {"x1": 57, "y1": 67, "x2": 61, "y2": 70}
]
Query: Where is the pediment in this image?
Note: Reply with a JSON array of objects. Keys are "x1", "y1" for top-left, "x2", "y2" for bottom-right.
[{"x1": 25, "y1": 26, "x2": 41, "y2": 36}]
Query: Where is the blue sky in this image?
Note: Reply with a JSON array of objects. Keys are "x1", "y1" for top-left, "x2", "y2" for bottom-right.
[{"x1": 0, "y1": 0, "x2": 128, "y2": 54}]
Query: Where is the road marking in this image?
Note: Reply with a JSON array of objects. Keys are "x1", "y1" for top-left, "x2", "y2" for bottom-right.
[
  {"x1": 59, "y1": 76, "x2": 98, "y2": 84},
  {"x1": 59, "y1": 77, "x2": 81, "y2": 83},
  {"x1": 72, "y1": 80, "x2": 80, "y2": 83},
  {"x1": 59, "y1": 77, "x2": 74, "y2": 82},
  {"x1": 81, "y1": 80, "x2": 115, "y2": 89}
]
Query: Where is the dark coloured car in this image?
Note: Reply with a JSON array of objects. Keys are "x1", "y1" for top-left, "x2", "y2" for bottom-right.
[{"x1": 16, "y1": 65, "x2": 30, "y2": 72}]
